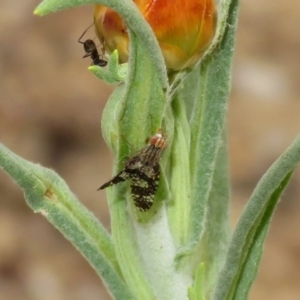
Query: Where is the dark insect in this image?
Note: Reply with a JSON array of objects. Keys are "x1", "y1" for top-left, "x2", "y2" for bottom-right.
[
  {"x1": 78, "y1": 24, "x2": 107, "y2": 67},
  {"x1": 99, "y1": 130, "x2": 168, "y2": 211}
]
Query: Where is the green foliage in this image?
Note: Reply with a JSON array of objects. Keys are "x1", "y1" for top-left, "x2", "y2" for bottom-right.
[
  {"x1": 212, "y1": 138, "x2": 300, "y2": 299},
  {"x1": 188, "y1": 263, "x2": 206, "y2": 300},
  {"x1": 0, "y1": 0, "x2": 298, "y2": 299},
  {"x1": 0, "y1": 144, "x2": 133, "y2": 299},
  {"x1": 89, "y1": 50, "x2": 128, "y2": 83}
]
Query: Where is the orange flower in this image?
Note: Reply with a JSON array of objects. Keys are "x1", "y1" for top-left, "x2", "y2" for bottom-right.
[{"x1": 94, "y1": 0, "x2": 216, "y2": 70}]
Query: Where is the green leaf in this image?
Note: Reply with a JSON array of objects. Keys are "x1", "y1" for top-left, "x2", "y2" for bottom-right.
[
  {"x1": 167, "y1": 95, "x2": 191, "y2": 247},
  {"x1": 232, "y1": 171, "x2": 293, "y2": 299},
  {"x1": 34, "y1": 0, "x2": 168, "y2": 88},
  {"x1": 211, "y1": 0, "x2": 237, "y2": 50},
  {"x1": 0, "y1": 144, "x2": 134, "y2": 300},
  {"x1": 99, "y1": 31, "x2": 171, "y2": 299},
  {"x1": 182, "y1": 0, "x2": 240, "y2": 253},
  {"x1": 199, "y1": 129, "x2": 231, "y2": 297},
  {"x1": 188, "y1": 263, "x2": 206, "y2": 300},
  {"x1": 212, "y1": 135, "x2": 300, "y2": 300},
  {"x1": 89, "y1": 50, "x2": 128, "y2": 84}
]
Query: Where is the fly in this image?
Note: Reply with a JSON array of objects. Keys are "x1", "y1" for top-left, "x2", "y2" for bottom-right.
[{"x1": 99, "y1": 129, "x2": 167, "y2": 211}]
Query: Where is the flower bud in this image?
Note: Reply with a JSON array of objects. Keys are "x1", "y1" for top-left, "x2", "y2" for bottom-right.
[{"x1": 94, "y1": 0, "x2": 216, "y2": 70}]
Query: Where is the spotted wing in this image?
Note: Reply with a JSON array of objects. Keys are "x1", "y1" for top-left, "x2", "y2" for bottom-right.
[
  {"x1": 98, "y1": 170, "x2": 128, "y2": 190},
  {"x1": 128, "y1": 165, "x2": 160, "y2": 211}
]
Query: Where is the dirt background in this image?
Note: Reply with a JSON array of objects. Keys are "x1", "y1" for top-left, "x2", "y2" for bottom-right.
[{"x1": 0, "y1": 0, "x2": 300, "y2": 299}]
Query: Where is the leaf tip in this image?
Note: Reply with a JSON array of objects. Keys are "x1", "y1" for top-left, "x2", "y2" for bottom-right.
[
  {"x1": 33, "y1": 8, "x2": 42, "y2": 16},
  {"x1": 33, "y1": 3, "x2": 53, "y2": 16},
  {"x1": 88, "y1": 65, "x2": 97, "y2": 71},
  {"x1": 33, "y1": 3, "x2": 48, "y2": 16}
]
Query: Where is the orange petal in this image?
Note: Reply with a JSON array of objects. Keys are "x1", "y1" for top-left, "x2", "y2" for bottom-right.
[{"x1": 94, "y1": 0, "x2": 216, "y2": 70}]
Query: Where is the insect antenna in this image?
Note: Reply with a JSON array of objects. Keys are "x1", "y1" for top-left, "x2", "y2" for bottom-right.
[{"x1": 78, "y1": 22, "x2": 94, "y2": 44}]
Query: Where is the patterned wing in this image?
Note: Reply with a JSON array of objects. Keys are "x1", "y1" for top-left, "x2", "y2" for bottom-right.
[
  {"x1": 98, "y1": 129, "x2": 166, "y2": 211},
  {"x1": 128, "y1": 165, "x2": 160, "y2": 211},
  {"x1": 98, "y1": 170, "x2": 128, "y2": 190}
]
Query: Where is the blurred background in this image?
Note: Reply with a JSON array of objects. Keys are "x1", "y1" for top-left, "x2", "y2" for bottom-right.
[{"x1": 0, "y1": 0, "x2": 299, "y2": 299}]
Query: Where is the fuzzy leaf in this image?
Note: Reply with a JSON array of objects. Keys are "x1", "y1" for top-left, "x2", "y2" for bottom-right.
[
  {"x1": 212, "y1": 135, "x2": 300, "y2": 300},
  {"x1": 0, "y1": 144, "x2": 133, "y2": 300},
  {"x1": 180, "y1": 0, "x2": 240, "y2": 255},
  {"x1": 188, "y1": 263, "x2": 206, "y2": 300},
  {"x1": 99, "y1": 30, "x2": 171, "y2": 299},
  {"x1": 167, "y1": 95, "x2": 191, "y2": 247},
  {"x1": 199, "y1": 129, "x2": 231, "y2": 297},
  {"x1": 89, "y1": 50, "x2": 128, "y2": 84}
]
